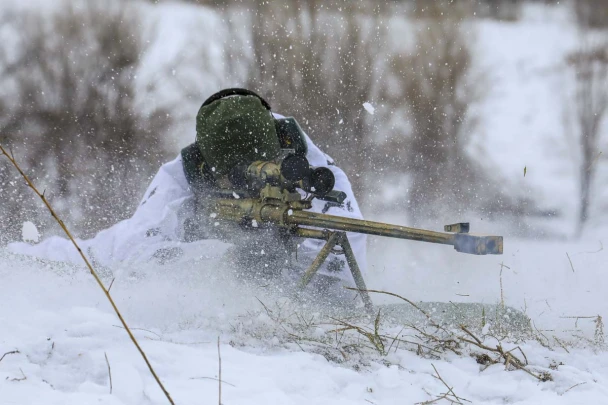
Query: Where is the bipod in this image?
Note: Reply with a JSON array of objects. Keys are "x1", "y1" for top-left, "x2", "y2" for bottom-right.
[{"x1": 295, "y1": 228, "x2": 374, "y2": 313}]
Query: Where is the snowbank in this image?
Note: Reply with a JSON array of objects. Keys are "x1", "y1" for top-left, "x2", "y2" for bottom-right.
[{"x1": 1, "y1": 246, "x2": 607, "y2": 404}]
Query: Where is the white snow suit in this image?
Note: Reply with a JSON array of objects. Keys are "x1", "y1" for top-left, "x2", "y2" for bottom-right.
[{"x1": 8, "y1": 133, "x2": 366, "y2": 285}]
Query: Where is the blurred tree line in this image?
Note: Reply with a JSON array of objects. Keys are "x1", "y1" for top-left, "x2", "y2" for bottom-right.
[
  {"x1": 0, "y1": 2, "x2": 172, "y2": 243},
  {"x1": 1, "y1": 0, "x2": 606, "y2": 243}
]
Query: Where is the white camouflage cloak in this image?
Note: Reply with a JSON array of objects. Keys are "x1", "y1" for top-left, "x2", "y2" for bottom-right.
[{"x1": 8, "y1": 133, "x2": 366, "y2": 285}]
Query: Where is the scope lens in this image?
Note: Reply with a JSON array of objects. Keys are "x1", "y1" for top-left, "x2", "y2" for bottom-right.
[
  {"x1": 280, "y1": 154, "x2": 309, "y2": 181},
  {"x1": 310, "y1": 167, "x2": 335, "y2": 195}
]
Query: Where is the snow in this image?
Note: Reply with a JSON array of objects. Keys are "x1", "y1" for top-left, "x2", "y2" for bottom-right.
[
  {"x1": 362, "y1": 102, "x2": 375, "y2": 115},
  {"x1": 1, "y1": 244, "x2": 607, "y2": 404},
  {"x1": 471, "y1": 17, "x2": 580, "y2": 223},
  {"x1": 21, "y1": 221, "x2": 40, "y2": 243},
  {"x1": 1, "y1": 2, "x2": 608, "y2": 404},
  {"x1": 368, "y1": 227, "x2": 608, "y2": 337}
]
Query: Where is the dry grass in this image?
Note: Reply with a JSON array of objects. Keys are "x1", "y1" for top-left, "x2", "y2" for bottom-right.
[
  {"x1": 415, "y1": 363, "x2": 471, "y2": 405},
  {"x1": 232, "y1": 287, "x2": 577, "y2": 385}
]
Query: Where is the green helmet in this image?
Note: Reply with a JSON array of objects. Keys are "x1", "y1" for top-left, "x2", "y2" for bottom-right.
[{"x1": 196, "y1": 90, "x2": 281, "y2": 176}]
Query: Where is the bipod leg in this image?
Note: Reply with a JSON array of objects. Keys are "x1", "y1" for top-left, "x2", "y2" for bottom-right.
[
  {"x1": 299, "y1": 230, "x2": 374, "y2": 314},
  {"x1": 300, "y1": 231, "x2": 340, "y2": 287},
  {"x1": 337, "y1": 233, "x2": 374, "y2": 314}
]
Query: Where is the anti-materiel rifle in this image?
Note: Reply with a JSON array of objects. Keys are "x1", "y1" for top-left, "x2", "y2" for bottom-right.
[{"x1": 205, "y1": 152, "x2": 503, "y2": 313}]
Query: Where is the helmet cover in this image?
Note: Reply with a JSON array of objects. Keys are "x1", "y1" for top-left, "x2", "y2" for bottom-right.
[{"x1": 196, "y1": 95, "x2": 281, "y2": 175}]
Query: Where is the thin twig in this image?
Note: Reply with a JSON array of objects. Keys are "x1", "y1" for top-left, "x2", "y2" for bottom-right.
[
  {"x1": 502, "y1": 346, "x2": 529, "y2": 367},
  {"x1": 566, "y1": 252, "x2": 575, "y2": 272},
  {"x1": 108, "y1": 278, "x2": 116, "y2": 292},
  {"x1": 416, "y1": 364, "x2": 471, "y2": 404},
  {"x1": 329, "y1": 317, "x2": 385, "y2": 355},
  {"x1": 10, "y1": 368, "x2": 27, "y2": 382},
  {"x1": 344, "y1": 287, "x2": 451, "y2": 335},
  {"x1": 218, "y1": 336, "x2": 222, "y2": 405},
  {"x1": 460, "y1": 326, "x2": 483, "y2": 346},
  {"x1": 144, "y1": 336, "x2": 212, "y2": 345},
  {"x1": 405, "y1": 323, "x2": 462, "y2": 356},
  {"x1": 560, "y1": 315, "x2": 597, "y2": 319},
  {"x1": 0, "y1": 144, "x2": 175, "y2": 405},
  {"x1": 514, "y1": 346, "x2": 529, "y2": 366},
  {"x1": 190, "y1": 376, "x2": 236, "y2": 388},
  {"x1": 387, "y1": 325, "x2": 406, "y2": 354},
  {"x1": 560, "y1": 315, "x2": 597, "y2": 329},
  {"x1": 433, "y1": 363, "x2": 471, "y2": 403},
  {"x1": 112, "y1": 325, "x2": 162, "y2": 340},
  {"x1": 255, "y1": 297, "x2": 273, "y2": 316},
  {"x1": 553, "y1": 336, "x2": 571, "y2": 354},
  {"x1": 0, "y1": 350, "x2": 20, "y2": 363},
  {"x1": 499, "y1": 262, "x2": 509, "y2": 308},
  {"x1": 561, "y1": 381, "x2": 587, "y2": 395},
  {"x1": 104, "y1": 352, "x2": 113, "y2": 394},
  {"x1": 459, "y1": 326, "x2": 550, "y2": 381}
]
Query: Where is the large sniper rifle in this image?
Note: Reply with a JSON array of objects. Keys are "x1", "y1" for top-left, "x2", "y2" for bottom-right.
[{"x1": 206, "y1": 152, "x2": 503, "y2": 312}]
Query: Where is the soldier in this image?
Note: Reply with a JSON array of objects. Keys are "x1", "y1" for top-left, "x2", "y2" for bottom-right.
[{"x1": 8, "y1": 88, "x2": 366, "y2": 297}]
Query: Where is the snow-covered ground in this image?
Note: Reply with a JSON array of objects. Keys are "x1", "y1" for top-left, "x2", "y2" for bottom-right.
[
  {"x1": 2, "y1": 2, "x2": 608, "y2": 405},
  {"x1": 368, "y1": 228, "x2": 608, "y2": 335},
  {"x1": 1, "y1": 236, "x2": 607, "y2": 405}
]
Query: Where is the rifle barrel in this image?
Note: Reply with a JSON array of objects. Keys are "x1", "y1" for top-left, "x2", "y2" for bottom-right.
[
  {"x1": 288, "y1": 211, "x2": 452, "y2": 244},
  {"x1": 215, "y1": 198, "x2": 503, "y2": 255},
  {"x1": 283, "y1": 210, "x2": 502, "y2": 255}
]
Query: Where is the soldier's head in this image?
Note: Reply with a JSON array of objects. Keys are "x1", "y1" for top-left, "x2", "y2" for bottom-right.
[
  {"x1": 196, "y1": 88, "x2": 310, "y2": 180},
  {"x1": 195, "y1": 88, "x2": 281, "y2": 176}
]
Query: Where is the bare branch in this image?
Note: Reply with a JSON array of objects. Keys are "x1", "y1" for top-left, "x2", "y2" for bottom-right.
[
  {"x1": 561, "y1": 381, "x2": 587, "y2": 395},
  {"x1": 218, "y1": 336, "x2": 222, "y2": 405},
  {"x1": 566, "y1": 253, "x2": 576, "y2": 273},
  {"x1": 0, "y1": 350, "x2": 20, "y2": 363},
  {"x1": 416, "y1": 363, "x2": 471, "y2": 405},
  {"x1": 104, "y1": 352, "x2": 113, "y2": 394},
  {"x1": 10, "y1": 368, "x2": 27, "y2": 382},
  {"x1": 345, "y1": 287, "x2": 452, "y2": 336},
  {"x1": 0, "y1": 144, "x2": 175, "y2": 405},
  {"x1": 190, "y1": 376, "x2": 236, "y2": 388}
]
